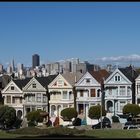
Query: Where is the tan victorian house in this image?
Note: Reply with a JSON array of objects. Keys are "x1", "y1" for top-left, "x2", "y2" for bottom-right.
[{"x1": 48, "y1": 72, "x2": 83, "y2": 121}]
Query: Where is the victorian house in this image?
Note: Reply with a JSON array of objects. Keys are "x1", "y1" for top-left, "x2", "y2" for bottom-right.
[
  {"x1": 48, "y1": 72, "x2": 83, "y2": 119},
  {"x1": 75, "y1": 69, "x2": 109, "y2": 125},
  {"x1": 22, "y1": 75, "x2": 57, "y2": 117},
  {"x1": 104, "y1": 66, "x2": 138, "y2": 118},
  {"x1": 1, "y1": 78, "x2": 30, "y2": 119}
]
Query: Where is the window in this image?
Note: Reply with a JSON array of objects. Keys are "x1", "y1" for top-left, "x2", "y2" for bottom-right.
[
  {"x1": 43, "y1": 95, "x2": 46, "y2": 103},
  {"x1": 27, "y1": 96, "x2": 32, "y2": 102},
  {"x1": 63, "y1": 91, "x2": 67, "y2": 99},
  {"x1": 120, "y1": 86, "x2": 125, "y2": 96},
  {"x1": 7, "y1": 96, "x2": 11, "y2": 103},
  {"x1": 97, "y1": 89, "x2": 100, "y2": 97},
  {"x1": 115, "y1": 76, "x2": 121, "y2": 81},
  {"x1": 80, "y1": 91, "x2": 84, "y2": 97},
  {"x1": 32, "y1": 83, "x2": 36, "y2": 88},
  {"x1": 127, "y1": 86, "x2": 131, "y2": 96},
  {"x1": 20, "y1": 97, "x2": 22, "y2": 103},
  {"x1": 36, "y1": 93, "x2": 41, "y2": 102},
  {"x1": 11, "y1": 86, "x2": 14, "y2": 90},
  {"x1": 63, "y1": 104, "x2": 68, "y2": 108},
  {"x1": 12, "y1": 97, "x2": 15, "y2": 103},
  {"x1": 109, "y1": 89, "x2": 112, "y2": 95},
  {"x1": 90, "y1": 89, "x2": 96, "y2": 97},
  {"x1": 137, "y1": 99, "x2": 140, "y2": 104},
  {"x1": 69, "y1": 91, "x2": 73, "y2": 99},
  {"x1": 138, "y1": 85, "x2": 140, "y2": 92},
  {"x1": 86, "y1": 78, "x2": 90, "y2": 83}
]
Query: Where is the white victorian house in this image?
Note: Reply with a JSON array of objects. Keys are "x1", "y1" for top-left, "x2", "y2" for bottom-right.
[
  {"x1": 1, "y1": 78, "x2": 30, "y2": 119},
  {"x1": 48, "y1": 72, "x2": 83, "y2": 119},
  {"x1": 75, "y1": 70, "x2": 109, "y2": 125},
  {"x1": 104, "y1": 66, "x2": 138, "y2": 118},
  {"x1": 22, "y1": 75, "x2": 57, "y2": 117}
]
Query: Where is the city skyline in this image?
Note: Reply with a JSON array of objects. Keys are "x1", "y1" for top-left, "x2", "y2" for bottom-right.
[{"x1": 1, "y1": 2, "x2": 140, "y2": 67}]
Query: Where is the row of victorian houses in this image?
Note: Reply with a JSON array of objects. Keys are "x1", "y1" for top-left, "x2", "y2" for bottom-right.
[{"x1": 1, "y1": 65, "x2": 140, "y2": 125}]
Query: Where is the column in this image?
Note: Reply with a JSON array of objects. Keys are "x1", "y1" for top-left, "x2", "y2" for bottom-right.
[
  {"x1": 125, "y1": 86, "x2": 127, "y2": 96},
  {"x1": 67, "y1": 90, "x2": 69, "y2": 100},
  {"x1": 77, "y1": 103, "x2": 79, "y2": 114}
]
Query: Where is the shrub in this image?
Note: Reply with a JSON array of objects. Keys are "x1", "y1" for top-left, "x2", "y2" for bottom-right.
[
  {"x1": 112, "y1": 116, "x2": 120, "y2": 123},
  {"x1": 28, "y1": 121, "x2": 36, "y2": 127},
  {"x1": 88, "y1": 105, "x2": 106, "y2": 120},
  {"x1": 61, "y1": 108, "x2": 78, "y2": 121},
  {"x1": 123, "y1": 104, "x2": 140, "y2": 117},
  {"x1": 26, "y1": 110, "x2": 45, "y2": 124}
]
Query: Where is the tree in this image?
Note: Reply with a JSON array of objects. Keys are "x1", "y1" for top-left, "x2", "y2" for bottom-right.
[
  {"x1": 88, "y1": 105, "x2": 106, "y2": 120},
  {"x1": 61, "y1": 108, "x2": 78, "y2": 121},
  {"x1": 0, "y1": 105, "x2": 16, "y2": 129},
  {"x1": 123, "y1": 104, "x2": 140, "y2": 117}
]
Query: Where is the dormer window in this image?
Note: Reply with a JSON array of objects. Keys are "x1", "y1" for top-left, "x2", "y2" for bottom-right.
[
  {"x1": 115, "y1": 76, "x2": 120, "y2": 81},
  {"x1": 11, "y1": 86, "x2": 14, "y2": 90},
  {"x1": 86, "y1": 78, "x2": 90, "y2": 83},
  {"x1": 32, "y1": 83, "x2": 36, "y2": 88}
]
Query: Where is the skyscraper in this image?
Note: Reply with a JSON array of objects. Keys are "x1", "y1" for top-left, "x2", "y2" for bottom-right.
[{"x1": 32, "y1": 54, "x2": 40, "y2": 68}]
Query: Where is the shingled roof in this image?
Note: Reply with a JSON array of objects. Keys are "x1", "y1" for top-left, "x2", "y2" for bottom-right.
[
  {"x1": 62, "y1": 72, "x2": 84, "y2": 86},
  {"x1": 119, "y1": 65, "x2": 139, "y2": 82},
  {"x1": 13, "y1": 78, "x2": 31, "y2": 89},
  {"x1": 35, "y1": 74, "x2": 58, "y2": 88},
  {"x1": 13, "y1": 75, "x2": 58, "y2": 89},
  {"x1": 89, "y1": 69, "x2": 110, "y2": 83}
]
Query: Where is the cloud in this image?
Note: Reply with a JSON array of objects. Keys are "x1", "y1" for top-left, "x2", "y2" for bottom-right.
[{"x1": 96, "y1": 54, "x2": 140, "y2": 62}]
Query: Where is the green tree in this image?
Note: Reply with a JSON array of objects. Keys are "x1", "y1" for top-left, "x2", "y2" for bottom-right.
[
  {"x1": 88, "y1": 105, "x2": 106, "y2": 120},
  {"x1": 61, "y1": 108, "x2": 78, "y2": 121},
  {"x1": 123, "y1": 104, "x2": 140, "y2": 117},
  {"x1": 0, "y1": 105, "x2": 16, "y2": 128}
]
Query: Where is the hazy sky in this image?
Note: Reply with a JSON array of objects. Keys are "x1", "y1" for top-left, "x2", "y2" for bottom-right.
[{"x1": 1, "y1": 2, "x2": 140, "y2": 67}]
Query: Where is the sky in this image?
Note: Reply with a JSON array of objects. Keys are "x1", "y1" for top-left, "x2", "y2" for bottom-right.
[{"x1": 1, "y1": 2, "x2": 140, "y2": 67}]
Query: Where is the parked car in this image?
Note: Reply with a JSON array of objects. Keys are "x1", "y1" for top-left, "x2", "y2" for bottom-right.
[
  {"x1": 123, "y1": 125, "x2": 139, "y2": 130},
  {"x1": 92, "y1": 121, "x2": 111, "y2": 129}
]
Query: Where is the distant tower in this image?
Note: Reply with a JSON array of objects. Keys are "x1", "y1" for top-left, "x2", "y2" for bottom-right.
[
  {"x1": 32, "y1": 54, "x2": 40, "y2": 68},
  {"x1": 11, "y1": 58, "x2": 15, "y2": 72}
]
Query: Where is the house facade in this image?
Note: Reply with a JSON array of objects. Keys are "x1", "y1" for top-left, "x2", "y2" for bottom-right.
[
  {"x1": 48, "y1": 72, "x2": 83, "y2": 119},
  {"x1": 104, "y1": 66, "x2": 138, "y2": 117},
  {"x1": 1, "y1": 78, "x2": 30, "y2": 119},
  {"x1": 22, "y1": 75, "x2": 57, "y2": 117},
  {"x1": 75, "y1": 70, "x2": 109, "y2": 125}
]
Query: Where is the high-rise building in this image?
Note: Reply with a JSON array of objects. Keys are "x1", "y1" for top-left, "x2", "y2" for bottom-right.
[
  {"x1": 0, "y1": 64, "x2": 3, "y2": 73},
  {"x1": 32, "y1": 54, "x2": 40, "y2": 68}
]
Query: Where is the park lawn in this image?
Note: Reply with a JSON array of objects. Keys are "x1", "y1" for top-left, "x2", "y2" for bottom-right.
[
  {"x1": 2, "y1": 127, "x2": 140, "y2": 139},
  {"x1": 0, "y1": 130, "x2": 21, "y2": 138},
  {"x1": 83, "y1": 129, "x2": 140, "y2": 138}
]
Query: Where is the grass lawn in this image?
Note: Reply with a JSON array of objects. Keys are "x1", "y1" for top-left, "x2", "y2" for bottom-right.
[
  {"x1": 83, "y1": 129, "x2": 140, "y2": 138},
  {"x1": 0, "y1": 130, "x2": 21, "y2": 138},
  {"x1": 1, "y1": 127, "x2": 140, "y2": 139}
]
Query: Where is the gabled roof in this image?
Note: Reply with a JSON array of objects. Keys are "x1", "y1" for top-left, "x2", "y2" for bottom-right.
[
  {"x1": 118, "y1": 66, "x2": 139, "y2": 82},
  {"x1": 89, "y1": 69, "x2": 110, "y2": 83},
  {"x1": 62, "y1": 72, "x2": 84, "y2": 86},
  {"x1": 35, "y1": 75, "x2": 58, "y2": 88},
  {"x1": 14, "y1": 75, "x2": 58, "y2": 90},
  {"x1": 13, "y1": 78, "x2": 31, "y2": 89}
]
